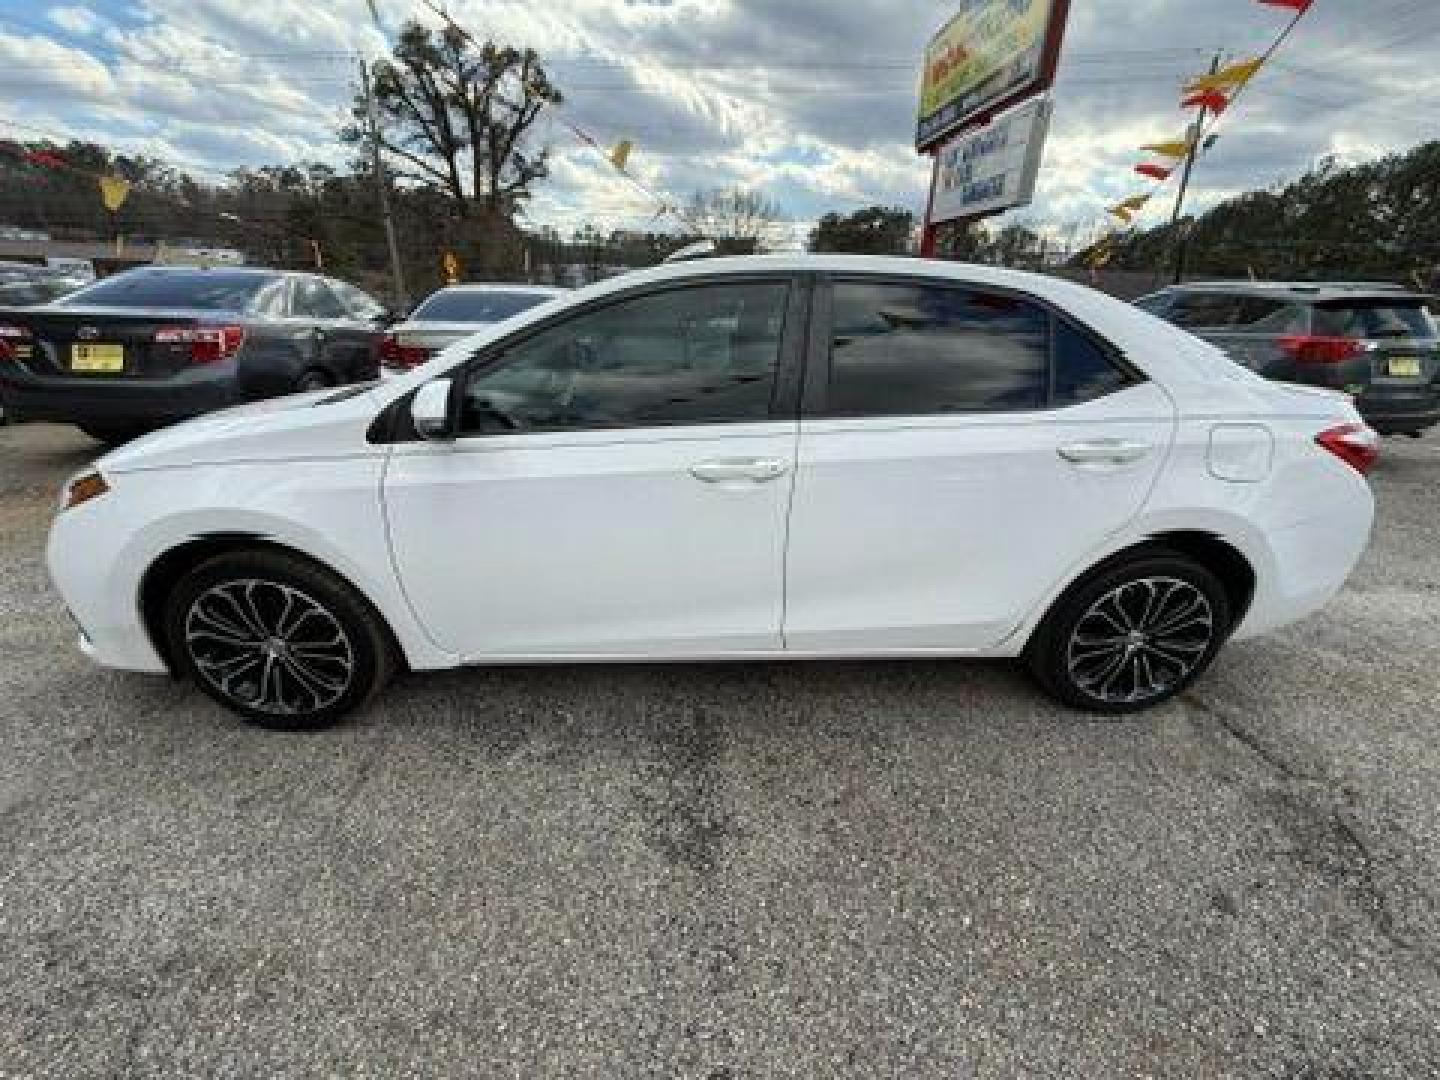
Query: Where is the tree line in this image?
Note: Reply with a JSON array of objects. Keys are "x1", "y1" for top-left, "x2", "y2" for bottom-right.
[{"x1": 1080, "y1": 141, "x2": 1440, "y2": 286}]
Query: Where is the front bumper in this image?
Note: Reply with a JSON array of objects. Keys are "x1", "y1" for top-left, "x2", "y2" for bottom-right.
[{"x1": 47, "y1": 496, "x2": 168, "y2": 674}]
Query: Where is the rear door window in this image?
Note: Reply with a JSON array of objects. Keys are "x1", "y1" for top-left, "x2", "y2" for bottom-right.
[
  {"x1": 1313, "y1": 300, "x2": 1436, "y2": 340},
  {"x1": 826, "y1": 281, "x2": 1050, "y2": 415}
]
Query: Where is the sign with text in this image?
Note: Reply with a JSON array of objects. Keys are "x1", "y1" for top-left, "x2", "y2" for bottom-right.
[
  {"x1": 917, "y1": 0, "x2": 1068, "y2": 150},
  {"x1": 930, "y1": 98, "x2": 1052, "y2": 223}
]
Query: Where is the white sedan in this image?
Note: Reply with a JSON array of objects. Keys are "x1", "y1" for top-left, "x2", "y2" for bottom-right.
[{"x1": 47, "y1": 255, "x2": 1377, "y2": 729}]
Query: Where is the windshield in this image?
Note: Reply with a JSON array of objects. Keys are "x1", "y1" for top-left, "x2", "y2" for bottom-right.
[
  {"x1": 1313, "y1": 299, "x2": 1436, "y2": 340},
  {"x1": 410, "y1": 289, "x2": 554, "y2": 323},
  {"x1": 61, "y1": 270, "x2": 272, "y2": 311}
]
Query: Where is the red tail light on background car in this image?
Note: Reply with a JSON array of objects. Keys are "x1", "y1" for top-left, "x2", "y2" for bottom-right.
[
  {"x1": 1316, "y1": 423, "x2": 1380, "y2": 476},
  {"x1": 380, "y1": 332, "x2": 430, "y2": 371},
  {"x1": 1279, "y1": 335, "x2": 1377, "y2": 364},
  {"x1": 154, "y1": 324, "x2": 245, "y2": 364},
  {"x1": 0, "y1": 323, "x2": 32, "y2": 361}
]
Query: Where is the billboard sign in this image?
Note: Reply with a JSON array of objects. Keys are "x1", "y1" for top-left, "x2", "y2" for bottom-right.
[
  {"x1": 930, "y1": 98, "x2": 1052, "y2": 224},
  {"x1": 917, "y1": 0, "x2": 1069, "y2": 150}
]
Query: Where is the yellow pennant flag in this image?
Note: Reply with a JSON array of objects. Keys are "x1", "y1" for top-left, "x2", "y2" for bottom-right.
[
  {"x1": 1140, "y1": 138, "x2": 1193, "y2": 159},
  {"x1": 98, "y1": 175, "x2": 129, "y2": 212},
  {"x1": 608, "y1": 139, "x2": 633, "y2": 173},
  {"x1": 1185, "y1": 57, "x2": 1264, "y2": 96},
  {"x1": 1107, "y1": 194, "x2": 1151, "y2": 223}
]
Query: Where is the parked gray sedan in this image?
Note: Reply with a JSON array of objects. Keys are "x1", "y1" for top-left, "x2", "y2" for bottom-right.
[
  {"x1": 1136, "y1": 281, "x2": 1440, "y2": 436},
  {"x1": 380, "y1": 284, "x2": 564, "y2": 373}
]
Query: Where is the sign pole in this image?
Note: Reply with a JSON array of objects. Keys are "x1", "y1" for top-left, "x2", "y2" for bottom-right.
[{"x1": 920, "y1": 151, "x2": 941, "y2": 257}]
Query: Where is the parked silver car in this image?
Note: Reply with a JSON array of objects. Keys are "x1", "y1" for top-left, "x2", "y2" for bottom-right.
[{"x1": 380, "y1": 284, "x2": 564, "y2": 373}]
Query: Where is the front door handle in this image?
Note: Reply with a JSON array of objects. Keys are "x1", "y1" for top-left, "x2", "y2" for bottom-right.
[
  {"x1": 1058, "y1": 439, "x2": 1154, "y2": 467},
  {"x1": 689, "y1": 457, "x2": 790, "y2": 484}
]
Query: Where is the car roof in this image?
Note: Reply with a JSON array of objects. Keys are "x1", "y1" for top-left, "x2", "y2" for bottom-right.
[
  {"x1": 110, "y1": 265, "x2": 282, "y2": 278},
  {"x1": 1158, "y1": 280, "x2": 1429, "y2": 303},
  {"x1": 429, "y1": 283, "x2": 565, "y2": 295},
  {"x1": 378, "y1": 253, "x2": 1265, "y2": 407}
]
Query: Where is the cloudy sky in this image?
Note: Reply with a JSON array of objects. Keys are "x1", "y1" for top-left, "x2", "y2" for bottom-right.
[{"x1": 0, "y1": 0, "x2": 1436, "y2": 249}]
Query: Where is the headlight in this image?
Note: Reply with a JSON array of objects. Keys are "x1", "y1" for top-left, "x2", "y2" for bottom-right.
[{"x1": 62, "y1": 471, "x2": 110, "y2": 512}]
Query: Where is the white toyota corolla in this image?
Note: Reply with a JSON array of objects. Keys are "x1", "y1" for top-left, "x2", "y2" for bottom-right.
[{"x1": 46, "y1": 255, "x2": 1377, "y2": 729}]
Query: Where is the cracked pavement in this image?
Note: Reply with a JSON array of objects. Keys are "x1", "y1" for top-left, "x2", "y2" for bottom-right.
[{"x1": 2, "y1": 422, "x2": 1438, "y2": 1077}]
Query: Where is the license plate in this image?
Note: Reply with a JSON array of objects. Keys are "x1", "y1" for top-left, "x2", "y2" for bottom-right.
[
  {"x1": 1388, "y1": 356, "x2": 1423, "y2": 378},
  {"x1": 71, "y1": 342, "x2": 125, "y2": 373}
]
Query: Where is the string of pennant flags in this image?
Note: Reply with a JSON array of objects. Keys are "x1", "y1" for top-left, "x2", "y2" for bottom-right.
[{"x1": 1091, "y1": 0, "x2": 1316, "y2": 269}]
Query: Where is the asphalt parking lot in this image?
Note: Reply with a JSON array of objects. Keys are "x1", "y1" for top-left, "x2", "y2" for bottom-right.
[{"x1": 2, "y1": 422, "x2": 1438, "y2": 1078}]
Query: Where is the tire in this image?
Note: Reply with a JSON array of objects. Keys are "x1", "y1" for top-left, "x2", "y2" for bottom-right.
[
  {"x1": 78, "y1": 422, "x2": 153, "y2": 446},
  {"x1": 1025, "y1": 548, "x2": 1232, "y2": 716},
  {"x1": 164, "y1": 549, "x2": 395, "y2": 730},
  {"x1": 296, "y1": 368, "x2": 333, "y2": 393}
]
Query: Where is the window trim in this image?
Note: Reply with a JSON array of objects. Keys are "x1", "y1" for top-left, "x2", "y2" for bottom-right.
[{"x1": 803, "y1": 273, "x2": 1141, "y2": 420}]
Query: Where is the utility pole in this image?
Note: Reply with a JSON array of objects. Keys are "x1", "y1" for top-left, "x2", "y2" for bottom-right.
[
  {"x1": 359, "y1": 56, "x2": 409, "y2": 312},
  {"x1": 1169, "y1": 51, "x2": 1222, "y2": 286}
]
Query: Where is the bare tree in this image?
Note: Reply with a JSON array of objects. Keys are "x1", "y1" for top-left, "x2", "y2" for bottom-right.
[
  {"x1": 343, "y1": 20, "x2": 561, "y2": 222},
  {"x1": 685, "y1": 187, "x2": 786, "y2": 253}
]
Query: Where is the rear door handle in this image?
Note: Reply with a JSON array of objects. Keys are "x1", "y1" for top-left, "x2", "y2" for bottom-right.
[
  {"x1": 1058, "y1": 439, "x2": 1154, "y2": 466},
  {"x1": 689, "y1": 457, "x2": 790, "y2": 484}
]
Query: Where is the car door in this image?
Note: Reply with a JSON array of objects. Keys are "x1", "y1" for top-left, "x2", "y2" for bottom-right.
[
  {"x1": 327, "y1": 277, "x2": 387, "y2": 380},
  {"x1": 783, "y1": 276, "x2": 1175, "y2": 653},
  {"x1": 292, "y1": 275, "x2": 369, "y2": 383},
  {"x1": 381, "y1": 276, "x2": 806, "y2": 659}
]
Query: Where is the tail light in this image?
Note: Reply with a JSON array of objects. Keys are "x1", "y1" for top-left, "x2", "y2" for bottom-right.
[
  {"x1": 0, "y1": 323, "x2": 31, "y2": 362},
  {"x1": 155, "y1": 324, "x2": 245, "y2": 364},
  {"x1": 380, "y1": 332, "x2": 429, "y2": 371},
  {"x1": 1279, "y1": 335, "x2": 1376, "y2": 364},
  {"x1": 1316, "y1": 423, "x2": 1379, "y2": 476}
]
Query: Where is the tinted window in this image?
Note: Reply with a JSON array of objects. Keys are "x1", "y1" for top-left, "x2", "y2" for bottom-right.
[
  {"x1": 61, "y1": 269, "x2": 271, "y2": 311},
  {"x1": 1313, "y1": 300, "x2": 1435, "y2": 340},
  {"x1": 459, "y1": 281, "x2": 788, "y2": 435},
  {"x1": 1234, "y1": 297, "x2": 1287, "y2": 325},
  {"x1": 1167, "y1": 293, "x2": 1242, "y2": 329},
  {"x1": 331, "y1": 279, "x2": 386, "y2": 320},
  {"x1": 1054, "y1": 320, "x2": 1130, "y2": 406},
  {"x1": 1134, "y1": 294, "x2": 1172, "y2": 316},
  {"x1": 413, "y1": 289, "x2": 556, "y2": 322},
  {"x1": 290, "y1": 277, "x2": 347, "y2": 320},
  {"x1": 826, "y1": 281, "x2": 1048, "y2": 416}
]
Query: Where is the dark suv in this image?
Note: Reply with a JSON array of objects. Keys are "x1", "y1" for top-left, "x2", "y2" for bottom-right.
[{"x1": 1136, "y1": 282, "x2": 1440, "y2": 436}]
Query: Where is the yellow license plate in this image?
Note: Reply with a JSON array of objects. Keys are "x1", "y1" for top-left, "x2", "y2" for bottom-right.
[
  {"x1": 71, "y1": 342, "x2": 125, "y2": 373},
  {"x1": 1388, "y1": 356, "x2": 1423, "y2": 377}
]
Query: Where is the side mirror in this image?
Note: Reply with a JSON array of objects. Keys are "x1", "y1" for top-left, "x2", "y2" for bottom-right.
[{"x1": 411, "y1": 379, "x2": 453, "y2": 441}]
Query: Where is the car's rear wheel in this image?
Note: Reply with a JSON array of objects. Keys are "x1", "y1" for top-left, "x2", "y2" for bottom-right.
[
  {"x1": 1026, "y1": 549, "x2": 1231, "y2": 715},
  {"x1": 165, "y1": 550, "x2": 394, "y2": 730}
]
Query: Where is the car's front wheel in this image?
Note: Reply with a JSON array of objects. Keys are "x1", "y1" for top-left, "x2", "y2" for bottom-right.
[
  {"x1": 165, "y1": 549, "x2": 395, "y2": 730},
  {"x1": 1026, "y1": 549, "x2": 1232, "y2": 715}
]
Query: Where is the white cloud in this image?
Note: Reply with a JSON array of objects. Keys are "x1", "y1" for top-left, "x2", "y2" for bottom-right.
[
  {"x1": 2, "y1": 0, "x2": 1439, "y2": 246},
  {"x1": 47, "y1": 6, "x2": 101, "y2": 36}
]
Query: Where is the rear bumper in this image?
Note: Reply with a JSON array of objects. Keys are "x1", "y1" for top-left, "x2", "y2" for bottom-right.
[
  {"x1": 1356, "y1": 389, "x2": 1440, "y2": 434},
  {"x1": 0, "y1": 365, "x2": 238, "y2": 424}
]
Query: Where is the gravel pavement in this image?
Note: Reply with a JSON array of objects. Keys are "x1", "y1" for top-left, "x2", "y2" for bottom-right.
[{"x1": 2, "y1": 422, "x2": 1438, "y2": 1078}]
